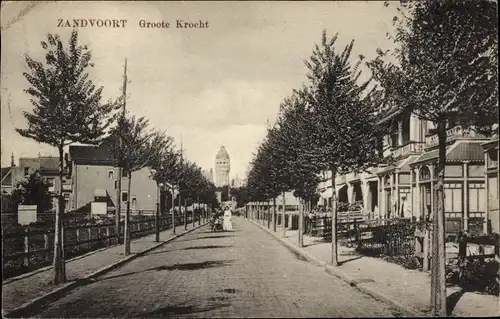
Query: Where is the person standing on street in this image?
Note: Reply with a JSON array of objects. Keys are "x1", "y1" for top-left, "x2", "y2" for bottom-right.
[{"x1": 223, "y1": 206, "x2": 233, "y2": 231}]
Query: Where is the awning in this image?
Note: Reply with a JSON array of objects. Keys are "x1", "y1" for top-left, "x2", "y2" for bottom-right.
[
  {"x1": 94, "y1": 189, "x2": 107, "y2": 198},
  {"x1": 336, "y1": 184, "x2": 347, "y2": 194},
  {"x1": 411, "y1": 141, "x2": 486, "y2": 166},
  {"x1": 321, "y1": 188, "x2": 333, "y2": 199}
]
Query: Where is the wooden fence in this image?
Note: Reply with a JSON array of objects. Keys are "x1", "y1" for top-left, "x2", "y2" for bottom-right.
[{"x1": 2, "y1": 212, "x2": 204, "y2": 280}]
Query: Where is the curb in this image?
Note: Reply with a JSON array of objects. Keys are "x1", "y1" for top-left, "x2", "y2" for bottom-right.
[
  {"x1": 249, "y1": 219, "x2": 424, "y2": 317},
  {"x1": 3, "y1": 223, "x2": 207, "y2": 319},
  {"x1": 3, "y1": 246, "x2": 112, "y2": 285}
]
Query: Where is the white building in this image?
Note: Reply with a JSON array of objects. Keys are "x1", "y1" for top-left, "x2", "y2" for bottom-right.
[{"x1": 215, "y1": 146, "x2": 230, "y2": 187}]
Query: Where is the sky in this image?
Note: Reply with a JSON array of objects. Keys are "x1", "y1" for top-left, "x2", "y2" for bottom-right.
[{"x1": 1, "y1": 1, "x2": 398, "y2": 180}]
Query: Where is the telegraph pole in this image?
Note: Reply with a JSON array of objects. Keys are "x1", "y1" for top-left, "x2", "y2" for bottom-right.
[
  {"x1": 116, "y1": 59, "x2": 127, "y2": 245},
  {"x1": 180, "y1": 135, "x2": 187, "y2": 230}
]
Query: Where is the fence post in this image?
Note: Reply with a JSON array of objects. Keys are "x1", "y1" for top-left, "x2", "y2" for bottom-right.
[
  {"x1": 24, "y1": 228, "x2": 29, "y2": 268},
  {"x1": 44, "y1": 233, "x2": 49, "y2": 261},
  {"x1": 76, "y1": 228, "x2": 81, "y2": 252},
  {"x1": 97, "y1": 227, "x2": 101, "y2": 247},
  {"x1": 88, "y1": 228, "x2": 92, "y2": 250},
  {"x1": 106, "y1": 227, "x2": 111, "y2": 246}
]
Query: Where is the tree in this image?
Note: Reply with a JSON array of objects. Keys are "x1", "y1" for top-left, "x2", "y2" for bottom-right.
[
  {"x1": 16, "y1": 30, "x2": 117, "y2": 284},
  {"x1": 178, "y1": 161, "x2": 205, "y2": 228},
  {"x1": 148, "y1": 130, "x2": 178, "y2": 242},
  {"x1": 109, "y1": 113, "x2": 155, "y2": 255},
  {"x1": 247, "y1": 136, "x2": 286, "y2": 231},
  {"x1": 304, "y1": 30, "x2": 382, "y2": 266},
  {"x1": 368, "y1": 1, "x2": 498, "y2": 315},
  {"x1": 274, "y1": 89, "x2": 322, "y2": 245},
  {"x1": 11, "y1": 171, "x2": 53, "y2": 213}
]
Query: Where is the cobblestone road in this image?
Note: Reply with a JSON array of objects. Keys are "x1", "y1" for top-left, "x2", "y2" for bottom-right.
[{"x1": 35, "y1": 218, "x2": 398, "y2": 318}]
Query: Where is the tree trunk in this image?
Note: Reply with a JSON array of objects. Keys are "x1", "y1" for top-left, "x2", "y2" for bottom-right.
[
  {"x1": 52, "y1": 145, "x2": 67, "y2": 284},
  {"x1": 272, "y1": 198, "x2": 277, "y2": 232},
  {"x1": 184, "y1": 198, "x2": 188, "y2": 230},
  {"x1": 282, "y1": 192, "x2": 286, "y2": 238},
  {"x1": 171, "y1": 186, "x2": 176, "y2": 235},
  {"x1": 124, "y1": 170, "x2": 132, "y2": 256},
  {"x1": 267, "y1": 199, "x2": 271, "y2": 228},
  {"x1": 331, "y1": 168, "x2": 339, "y2": 266},
  {"x1": 116, "y1": 167, "x2": 122, "y2": 244},
  {"x1": 192, "y1": 199, "x2": 196, "y2": 228},
  {"x1": 433, "y1": 121, "x2": 448, "y2": 316},
  {"x1": 298, "y1": 198, "x2": 304, "y2": 248},
  {"x1": 155, "y1": 182, "x2": 160, "y2": 242}
]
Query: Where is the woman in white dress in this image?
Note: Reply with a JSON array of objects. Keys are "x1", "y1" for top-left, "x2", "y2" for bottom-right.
[{"x1": 223, "y1": 206, "x2": 233, "y2": 231}]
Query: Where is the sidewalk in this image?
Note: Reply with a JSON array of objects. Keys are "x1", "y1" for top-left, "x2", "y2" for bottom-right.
[
  {"x1": 254, "y1": 220, "x2": 499, "y2": 317},
  {"x1": 2, "y1": 222, "x2": 205, "y2": 315}
]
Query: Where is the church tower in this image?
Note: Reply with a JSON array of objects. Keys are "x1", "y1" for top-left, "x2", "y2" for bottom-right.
[{"x1": 215, "y1": 146, "x2": 230, "y2": 187}]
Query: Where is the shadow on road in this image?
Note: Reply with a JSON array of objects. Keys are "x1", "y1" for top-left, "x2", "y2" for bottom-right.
[
  {"x1": 179, "y1": 235, "x2": 235, "y2": 242},
  {"x1": 146, "y1": 245, "x2": 233, "y2": 256},
  {"x1": 339, "y1": 256, "x2": 363, "y2": 265},
  {"x1": 139, "y1": 302, "x2": 230, "y2": 317},
  {"x1": 165, "y1": 260, "x2": 235, "y2": 271},
  {"x1": 182, "y1": 245, "x2": 233, "y2": 251},
  {"x1": 446, "y1": 289, "x2": 466, "y2": 316},
  {"x1": 202, "y1": 230, "x2": 241, "y2": 234},
  {"x1": 88, "y1": 260, "x2": 234, "y2": 283}
]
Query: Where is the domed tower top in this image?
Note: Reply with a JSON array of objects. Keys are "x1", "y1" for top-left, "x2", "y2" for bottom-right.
[
  {"x1": 215, "y1": 146, "x2": 230, "y2": 181},
  {"x1": 216, "y1": 146, "x2": 230, "y2": 160}
]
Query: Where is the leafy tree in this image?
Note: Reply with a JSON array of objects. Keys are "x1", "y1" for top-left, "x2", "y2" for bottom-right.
[
  {"x1": 148, "y1": 130, "x2": 178, "y2": 242},
  {"x1": 16, "y1": 30, "x2": 117, "y2": 284},
  {"x1": 11, "y1": 171, "x2": 53, "y2": 213},
  {"x1": 247, "y1": 136, "x2": 287, "y2": 231},
  {"x1": 304, "y1": 30, "x2": 382, "y2": 266},
  {"x1": 367, "y1": 1, "x2": 498, "y2": 315},
  {"x1": 109, "y1": 113, "x2": 155, "y2": 255}
]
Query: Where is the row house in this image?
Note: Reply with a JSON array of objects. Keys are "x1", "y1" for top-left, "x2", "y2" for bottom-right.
[
  {"x1": 482, "y1": 137, "x2": 499, "y2": 234},
  {"x1": 69, "y1": 137, "x2": 165, "y2": 216},
  {"x1": 318, "y1": 107, "x2": 498, "y2": 236},
  {"x1": 2, "y1": 155, "x2": 72, "y2": 211}
]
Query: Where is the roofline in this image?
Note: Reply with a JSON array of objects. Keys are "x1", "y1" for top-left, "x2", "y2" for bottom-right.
[
  {"x1": 481, "y1": 138, "x2": 499, "y2": 148},
  {"x1": 73, "y1": 159, "x2": 115, "y2": 165}
]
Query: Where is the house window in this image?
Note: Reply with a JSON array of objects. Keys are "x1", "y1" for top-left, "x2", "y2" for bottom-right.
[
  {"x1": 122, "y1": 170, "x2": 128, "y2": 178},
  {"x1": 121, "y1": 191, "x2": 128, "y2": 202},
  {"x1": 132, "y1": 196, "x2": 137, "y2": 208},
  {"x1": 444, "y1": 183, "x2": 463, "y2": 213},
  {"x1": 108, "y1": 170, "x2": 114, "y2": 179},
  {"x1": 469, "y1": 182, "x2": 485, "y2": 214},
  {"x1": 24, "y1": 168, "x2": 30, "y2": 176}
]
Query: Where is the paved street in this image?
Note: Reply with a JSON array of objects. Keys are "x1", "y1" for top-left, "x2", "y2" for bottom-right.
[{"x1": 35, "y1": 217, "x2": 398, "y2": 318}]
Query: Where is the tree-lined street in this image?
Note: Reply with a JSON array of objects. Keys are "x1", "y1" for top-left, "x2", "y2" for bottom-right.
[{"x1": 34, "y1": 218, "x2": 398, "y2": 318}]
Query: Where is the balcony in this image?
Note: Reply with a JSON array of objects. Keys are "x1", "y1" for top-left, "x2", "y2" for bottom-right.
[
  {"x1": 425, "y1": 126, "x2": 485, "y2": 149},
  {"x1": 392, "y1": 141, "x2": 425, "y2": 159}
]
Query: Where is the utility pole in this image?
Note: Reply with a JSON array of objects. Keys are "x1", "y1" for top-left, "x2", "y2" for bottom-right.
[
  {"x1": 171, "y1": 185, "x2": 176, "y2": 235},
  {"x1": 282, "y1": 192, "x2": 286, "y2": 238},
  {"x1": 116, "y1": 58, "x2": 127, "y2": 245},
  {"x1": 180, "y1": 135, "x2": 187, "y2": 230}
]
